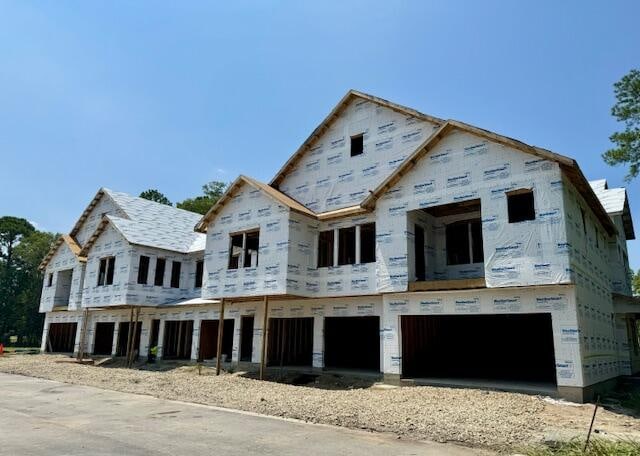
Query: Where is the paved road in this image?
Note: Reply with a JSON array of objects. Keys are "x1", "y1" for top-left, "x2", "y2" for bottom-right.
[{"x1": 0, "y1": 372, "x2": 484, "y2": 455}]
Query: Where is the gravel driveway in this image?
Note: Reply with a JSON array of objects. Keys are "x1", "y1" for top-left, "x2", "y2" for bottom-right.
[{"x1": 1, "y1": 354, "x2": 639, "y2": 452}]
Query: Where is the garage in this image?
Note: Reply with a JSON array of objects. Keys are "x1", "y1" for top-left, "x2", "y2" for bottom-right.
[
  {"x1": 267, "y1": 318, "x2": 313, "y2": 367},
  {"x1": 163, "y1": 320, "x2": 194, "y2": 360},
  {"x1": 93, "y1": 322, "x2": 115, "y2": 355},
  {"x1": 46, "y1": 322, "x2": 77, "y2": 353},
  {"x1": 198, "y1": 319, "x2": 234, "y2": 362},
  {"x1": 116, "y1": 322, "x2": 142, "y2": 358},
  {"x1": 324, "y1": 316, "x2": 380, "y2": 371},
  {"x1": 401, "y1": 314, "x2": 557, "y2": 384}
]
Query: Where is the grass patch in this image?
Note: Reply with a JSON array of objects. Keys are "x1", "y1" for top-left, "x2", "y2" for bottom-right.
[{"x1": 520, "y1": 437, "x2": 640, "y2": 456}]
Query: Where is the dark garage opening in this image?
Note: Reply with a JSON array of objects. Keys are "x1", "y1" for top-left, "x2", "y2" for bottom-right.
[
  {"x1": 324, "y1": 316, "x2": 380, "y2": 371},
  {"x1": 267, "y1": 317, "x2": 313, "y2": 367},
  {"x1": 46, "y1": 322, "x2": 77, "y2": 353},
  {"x1": 93, "y1": 322, "x2": 115, "y2": 355},
  {"x1": 401, "y1": 314, "x2": 556, "y2": 384},
  {"x1": 240, "y1": 316, "x2": 255, "y2": 362},
  {"x1": 198, "y1": 319, "x2": 234, "y2": 362},
  {"x1": 163, "y1": 320, "x2": 194, "y2": 360},
  {"x1": 116, "y1": 322, "x2": 142, "y2": 358}
]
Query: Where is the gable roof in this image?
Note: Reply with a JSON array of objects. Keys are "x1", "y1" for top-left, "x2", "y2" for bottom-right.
[
  {"x1": 79, "y1": 209, "x2": 206, "y2": 258},
  {"x1": 360, "y1": 120, "x2": 617, "y2": 236},
  {"x1": 589, "y1": 179, "x2": 635, "y2": 239},
  {"x1": 195, "y1": 175, "x2": 316, "y2": 232},
  {"x1": 38, "y1": 234, "x2": 86, "y2": 271},
  {"x1": 269, "y1": 89, "x2": 444, "y2": 188}
]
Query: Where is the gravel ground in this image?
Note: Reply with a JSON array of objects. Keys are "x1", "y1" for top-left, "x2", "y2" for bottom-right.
[{"x1": 2, "y1": 355, "x2": 639, "y2": 452}]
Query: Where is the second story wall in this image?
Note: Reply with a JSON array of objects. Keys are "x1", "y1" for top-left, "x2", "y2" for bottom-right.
[
  {"x1": 276, "y1": 97, "x2": 440, "y2": 213},
  {"x1": 40, "y1": 243, "x2": 84, "y2": 312},
  {"x1": 374, "y1": 129, "x2": 572, "y2": 292},
  {"x1": 203, "y1": 184, "x2": 291, "y2": 299},
  {"x1": 81, "y1": 224, "x2": 131, "y2": 307}
]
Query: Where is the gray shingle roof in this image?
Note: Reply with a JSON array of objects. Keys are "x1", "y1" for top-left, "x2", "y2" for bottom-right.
[
  {"x1": 589, "y1": 179, "x2": 626, "y2": 214},
  {"x1": 103, "y1": 189, "x2": 205, "y2": 253}
]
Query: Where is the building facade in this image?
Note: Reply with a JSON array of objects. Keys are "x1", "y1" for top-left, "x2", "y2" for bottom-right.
[{"x1": 39, "y1": 91, "x2": 639, "y2": 402}]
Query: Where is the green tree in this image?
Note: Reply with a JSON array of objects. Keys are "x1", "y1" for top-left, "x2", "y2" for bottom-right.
[
  {"x1": 177, "y1": 181, "x2": 228, "y2": 215},
  {"x1": 139, "y1": 189, "x2": 172, "y2": 206},
  {"x1": 0, "y1": 216, "x2": 35, "y2": 268},
  {"x1": 0, "y1": 217, "x2": 55, "y2": 346},
  {"x1": 603, "y1": 69, "x2": 640, "y2": 181},
  {"x1": 633, "y1": 269, "x2": 640, "y2": 296},
  {"x1": 11, "y1": 231, "x2": 58, "y2": 345}
]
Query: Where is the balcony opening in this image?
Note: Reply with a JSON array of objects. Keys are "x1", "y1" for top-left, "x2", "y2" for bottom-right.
[
  {"x1": 53, "y1": 269, "x2": 73, "y2": 308},
  {"x1": 410, "y1": 199, "x2": 485, "y2": 290}
]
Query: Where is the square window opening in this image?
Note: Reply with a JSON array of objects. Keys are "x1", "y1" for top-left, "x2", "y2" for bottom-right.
[
  {"x1": 507, "y1": 190, "x2": 535, "y2": 223},
  {"x1": 350, "y1": 134, "x2": 364, "y2": 157}
]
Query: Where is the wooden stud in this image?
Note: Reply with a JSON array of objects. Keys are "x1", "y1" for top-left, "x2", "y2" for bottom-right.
[
  {"x1": 215, "y1": 298, "x2": 226, "y2": 375},
  {"x1": 259, "y1": 295, "x2": 269, "y2": 380},
  {"x1": 125, "y1": 306, "x2": 134, "y2": 367}
]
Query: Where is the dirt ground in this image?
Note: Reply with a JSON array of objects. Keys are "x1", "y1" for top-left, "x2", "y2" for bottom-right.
[{"x1": 1, "y1": 354, "x2": 639, "y2": 452}]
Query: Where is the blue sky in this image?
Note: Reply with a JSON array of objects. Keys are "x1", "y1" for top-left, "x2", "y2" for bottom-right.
[{"x1": 1, "y1": 1, "x2": 639, "y2": 269}]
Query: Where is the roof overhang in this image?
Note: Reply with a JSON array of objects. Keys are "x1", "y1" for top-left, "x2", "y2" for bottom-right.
[
  {"x1": 270, "y1": 89, "x2": 444, "y2": 188},
  {"x1": 39, "y1": 234, "x2": 87, "y2": 271},
  {"x1": 360, "y1": 120, "x2": 617, "y2": 237}
]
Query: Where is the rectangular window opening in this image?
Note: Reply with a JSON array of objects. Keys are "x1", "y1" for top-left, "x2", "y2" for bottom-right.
[
  {"x1": 154, "y1": 258, "x2": 166, "y2": 286},
  {"x1": 317, "y1": 230, "x2": 334, "y2": 268},
  {"x1": 244, "y1": 231, "x2": 259, "y2": 268},
  {"x1": 170, "y1": 261, "x2": 181, "y2": 288},
  {"x1": 137, "y1": 255, "x2": 150, "y2": 285},
  {"x1": 446, "y1": 222, "x2": 471, "y2": 265},
  {"x1": 338, "y1": 227, "x2": 356, "y2": 266},
  {"x1": 47, "y1": 273, "x2": 53, "y2": 287},
  {"x1": 228, "y1": 234, "x2": 243, "y2": 269},
  {"x1": 98, "y1": 257, "x2": 116, "y2": 286},
  {"x1": 195, "y1": 260, "x2": 204, "y2": 288},
  {"x1": 350, "y1": 134, "x2": 364, "y2": 157},
  {"x1": 228, "y1": 230, "x2": 260, "y2": 269},
  {"x1": 580, "y1": 208, "x2": 587, "y2": 235},
  {"x1": 359, "y1": 223, "x2": 376, "y2": 263},
  {"x1": 507, "y1": 189, "x2": 535, "y2": 223}
]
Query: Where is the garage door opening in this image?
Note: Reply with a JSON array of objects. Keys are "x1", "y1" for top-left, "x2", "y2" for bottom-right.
[
  {"x1": 401, "y1": 314, "x2": 556, "y2": 384},
  {"x1": 198, "y1": 319, "x2": 234, "y2": 362},
  {"x1": 324, "y1": 316, "x2": 380, "y2": 371},
  {"x1": 116, "y1": 322, "x2": 142, "y2": 358},
  {"x1": 240, "y1": 316, "x2": 254, "y2": 362},
  {"x1": 93, "y1": 322, "x2": 115, "y2": 355},
  {"x1": 162, "y1": 320, "x2": 194, "y2": 360},
  {"x1": 46, "y1": 322, "x2": 77, "y2": 353},
  {"x1": 267, "y1": 318, "x2": 313, "y2": 367}
]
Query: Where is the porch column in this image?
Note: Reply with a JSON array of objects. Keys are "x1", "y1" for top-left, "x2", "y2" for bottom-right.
[
  {"x1": 190, "y1": 318, "x2": 201, "y2": 361},
  {"x1": 40, "y1": 317, "x2": 51, "y2": 352},
  {"x1": 73, "y1": 314, "x2": 84, "y2": 356},
  {"x1": 156, "y1": 319, "x2": 166, "y2": 359},
  {"x1": 111, "y1": 320, "x2": 120, "y2": 356},
  {"x1": 312, "y1": 315, "x2": 324, "y2": 369}
]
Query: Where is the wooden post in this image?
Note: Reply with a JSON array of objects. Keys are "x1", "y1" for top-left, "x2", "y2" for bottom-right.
[
  {"x1": 125, "y1": 306, "x2": 134, "y2": 366},
  {"x1": 77, "y1": 308, "x2": 89, "y2": 361},
  {"x1": 215, "y1": 298, "x2": 226, "y2": 375},
  {"x1": 259, "y1": 295, "x2": 269, "y2": 380},
  {"x1": 127, "y1": 307, "x2": 140, "y2": 368}
]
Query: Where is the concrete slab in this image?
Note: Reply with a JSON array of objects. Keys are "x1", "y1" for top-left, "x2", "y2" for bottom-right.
[{"x1": 0, "y1": 372, "x2": 488, "y2": 456}]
